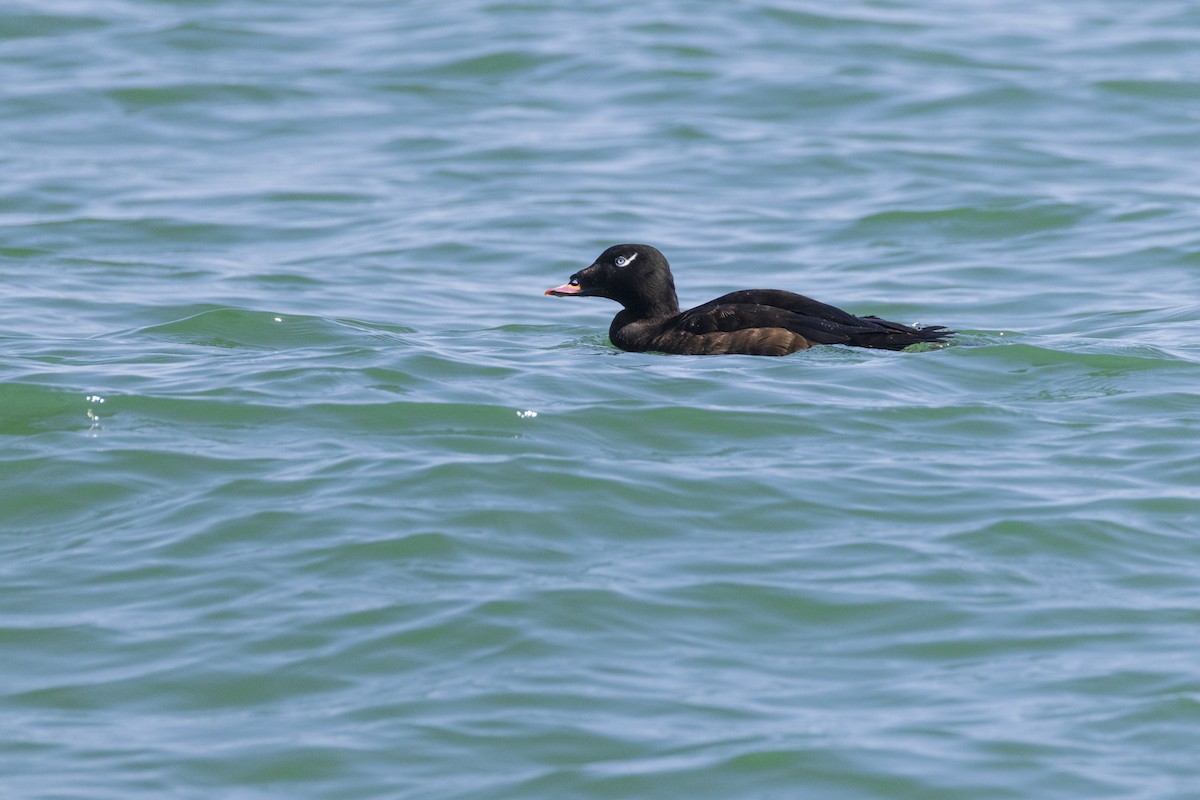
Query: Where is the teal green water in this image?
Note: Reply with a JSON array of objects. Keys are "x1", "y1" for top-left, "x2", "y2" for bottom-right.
[{"x1": 4, "y1": 2, "x2": 1200, "y2": 798}]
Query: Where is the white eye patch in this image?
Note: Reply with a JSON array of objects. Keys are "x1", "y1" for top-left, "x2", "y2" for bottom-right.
[{"x1": 614, "y1": 253, "x2": 638, "y2": 267}]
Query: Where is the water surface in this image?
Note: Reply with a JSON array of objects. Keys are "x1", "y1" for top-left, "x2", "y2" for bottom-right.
[{"x1": 3, "y1": 1, "x2": 1200, "y2": 798}]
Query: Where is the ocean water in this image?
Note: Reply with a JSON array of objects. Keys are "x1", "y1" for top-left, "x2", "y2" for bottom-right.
[{"x1": 3, "y1": 1, "x2": 1200, "y2": 797}]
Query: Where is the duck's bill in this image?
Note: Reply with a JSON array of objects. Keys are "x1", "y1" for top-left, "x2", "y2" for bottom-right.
[{"x1": 544, "y1": 283, "x2": 581, "y2": 296}]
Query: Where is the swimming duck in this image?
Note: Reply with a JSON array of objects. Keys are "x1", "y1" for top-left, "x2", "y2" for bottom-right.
[{"x1": 545, "y1": 244, "x2": 953, "y2": 356}]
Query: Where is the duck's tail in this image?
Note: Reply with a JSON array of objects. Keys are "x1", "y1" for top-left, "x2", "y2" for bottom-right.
[{"x1": 851, "y1": 317, "x2": 956, "y2": 351}]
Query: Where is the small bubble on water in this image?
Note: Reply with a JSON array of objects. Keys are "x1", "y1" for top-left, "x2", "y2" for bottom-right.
[
  {"x1": 85, "y1": 395, "x2": 105, "y2": 435},
  {"x1": 517, "y1": 410, "x2": 538, "y2": 419}
]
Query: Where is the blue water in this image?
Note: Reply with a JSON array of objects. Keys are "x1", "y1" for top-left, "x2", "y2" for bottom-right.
[{"x1": 3, "y1": 1, "x2": 1200, "y2": 798}]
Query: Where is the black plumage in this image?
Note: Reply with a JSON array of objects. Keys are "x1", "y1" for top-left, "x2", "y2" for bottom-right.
[{"x1": 545, "y1": 244, "x2": 953, "y2": 356}]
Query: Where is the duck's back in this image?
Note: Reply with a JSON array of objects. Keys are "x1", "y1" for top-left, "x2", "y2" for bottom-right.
[{"x1": 614, "y1": 289, "x2": 952, "y2": 356}]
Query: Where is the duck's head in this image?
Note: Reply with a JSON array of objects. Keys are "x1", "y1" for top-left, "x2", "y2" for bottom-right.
[{"x1": 545, "y1": 244, "x2": 679, "y2": 316}]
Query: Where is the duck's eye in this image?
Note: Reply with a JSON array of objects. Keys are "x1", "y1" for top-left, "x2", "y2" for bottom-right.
[
  {"x1": 569, "y1": 278, "x2": 580, "y2": 286},
  {"x1": 614, "y1": 253, "x2": 637, "y2": 268}
]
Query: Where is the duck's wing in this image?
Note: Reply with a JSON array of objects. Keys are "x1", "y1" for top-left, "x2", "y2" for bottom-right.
[
  {"x1": 677, "y1": 292, "x2": 866, "y2": 345},
  {"x1": 677, "y1": 290, "x2": 953, "y2": 351},
  {"x1": 702, "y1": 290, "x2": 874, "y2": 327}
]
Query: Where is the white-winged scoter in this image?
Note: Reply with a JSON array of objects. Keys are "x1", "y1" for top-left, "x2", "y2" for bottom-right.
[{"x1": 545, "y1": 244, "x2": 953, "y2": 356}]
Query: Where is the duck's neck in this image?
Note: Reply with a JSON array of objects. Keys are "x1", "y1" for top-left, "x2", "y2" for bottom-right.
[{"x1": 622, "y1": 288, "x2": 680, "y2": 322}]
